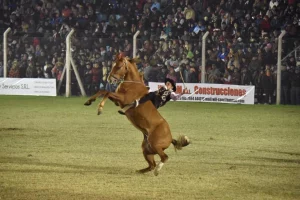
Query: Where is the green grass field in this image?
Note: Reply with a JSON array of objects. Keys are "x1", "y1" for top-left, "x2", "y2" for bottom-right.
[{"x1": 0, "y1": 95, "x2": 300, "y2": 200}]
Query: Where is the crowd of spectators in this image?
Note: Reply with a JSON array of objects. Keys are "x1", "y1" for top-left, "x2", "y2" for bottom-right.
[{"x1": 0, "y1": 0, "x2": 300, "y2": 104}]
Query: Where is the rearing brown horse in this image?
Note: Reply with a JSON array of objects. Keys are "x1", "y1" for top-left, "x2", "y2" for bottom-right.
[{"x1": 84, "y1": 54, "x2": 189, "y2": 176}]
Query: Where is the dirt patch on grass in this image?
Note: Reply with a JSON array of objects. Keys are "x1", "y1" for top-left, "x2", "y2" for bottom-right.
[
  {"x1": 0, "y1": 128, "x2": 27, "y2": 137},
  {"x1": 0, "y1": 128, "x2": 24, "y2": 132},
  {"x1": 250, "y1": 157, "x2": 300, "y2": 164},
  {"x1": 0, "y1": 128, "x2": 54, "y2": 138},
  {"x1": 256, "y1": 149, "x2": 300, "y2": 156}
]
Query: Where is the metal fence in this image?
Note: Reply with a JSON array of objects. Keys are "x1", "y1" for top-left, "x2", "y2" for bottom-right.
[{"x1": 2, "y1": 28, "x2": 300, "y2": 104}]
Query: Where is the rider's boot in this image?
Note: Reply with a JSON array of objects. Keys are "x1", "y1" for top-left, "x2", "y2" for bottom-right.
[{"x1": 118, "y1": 100, "x2": 139, "y2": 115}]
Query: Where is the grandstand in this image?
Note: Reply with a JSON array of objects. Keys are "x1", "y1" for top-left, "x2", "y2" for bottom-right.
[{"x1": 1, "y1": 0, "x2": 300, "y2": 104}]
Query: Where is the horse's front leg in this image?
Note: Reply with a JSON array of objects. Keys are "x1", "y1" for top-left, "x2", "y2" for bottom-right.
[
  {"x1": 97, "y1": 93, "x2": 109, "y2": 115},
  {"x1": 84, "y1": 90, "x2": 108, "y2": 106},
  {"x1": 96, "y1": 92, "x2": 125, "y2": 115},
  {"x1": 106, "y1": 92, "x2": 125, "y2": 104}
]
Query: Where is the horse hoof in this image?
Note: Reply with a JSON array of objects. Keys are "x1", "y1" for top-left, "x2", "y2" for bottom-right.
[
  {"x1": 84, "y1": 98, "x2": 96, "y2": 106},
  {"x1": 84, "y1": 101, "x2": 91, "y2": 106},
  {"x1": 97, "y1": 110, "x2": 102, "y2": 115},
  {"x1": 153, "y1": 162, "x2": 164, "y2": 176}
]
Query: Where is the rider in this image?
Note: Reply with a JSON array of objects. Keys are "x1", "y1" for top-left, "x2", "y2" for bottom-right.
[{"x1": 118, "y1": 78, "x2": 183, "y2": 115}]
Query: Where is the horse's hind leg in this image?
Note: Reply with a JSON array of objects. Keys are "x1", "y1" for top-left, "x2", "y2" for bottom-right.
[
  {"x1": 137, "y1": 139, "x2": 156, "y2": 173},
  {"x1": 153, "y1": 148, "x2": 169, "y2": 176},
  {"x1": 151, "y1": 124, "x2": 172, "y2": 176},
  {"x1": 138, "y1": 153, "x2": 156, "y2": 173}
]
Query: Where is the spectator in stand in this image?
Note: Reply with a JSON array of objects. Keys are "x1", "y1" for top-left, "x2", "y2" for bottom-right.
[
  {"x1": 189, "y1": 66, "x2": 198, "y2": 83},
  {"x1": 166, "y1": 66, "x2": 177, "y2": 83},
  {"x1": 91, "y1": 63, "x2": 101, "y2": 94},
  {"x1": 231, "y1": 68, "x2": 241, "y2": 85},
  {"x1": 222, "y1": 69, "x2": 232, "y2": 84},
  {"x1": 241, "y1": 68, "x2": 253, "y2": 85},
  {"x1": 99, "y1": 61, "x2": 109, "y2": 89},
  {"x1": 156, "y1": 65, "x2": 168, "y2": 82},
  {"x1": 290, "y1": 67, "x2": 300, "y2": 105},
  {"x1": 0, "y1": 62, "x2": 3, "y2": 77},
  {"x1": 207, "y1": 64, "x2": 221, "y2": 83},
  {"x1": 84, "y1": 62, "x2": 93, "y2": 96},
  {"x1": 51, "y1": 58, "x2": 64, "y2": 83},
  {"x1": 26, "y1": 61, "x2": 37, "y2": 78},
  {"x1": 9, "y1": 60, "x2": 20, "y2": 78},
  {"x1": 281, "y1": 66, "x2": 290, "y2": 105},
  {"x1": 262, "y1": 69, "x2": 274, "y2": 104},
  {"x1": 217, "y1": 47, "x2": 228, "y2": 62},
  {"x1": 287, "y1": 55, "x2": 297, "y2": 68},
  {"x1": 253, "y1": 69, "x2": 263, "y2": 104},
  {"x1": 249, "y1": 54, "x2": 261, "y2": 73},
  {"x1": 43, "y1": 61, "x2": 52, "y2": 78}
]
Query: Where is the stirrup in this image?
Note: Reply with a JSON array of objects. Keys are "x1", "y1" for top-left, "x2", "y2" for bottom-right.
[{"x1": 134, "y1": 99, "x2": 139, "y2": 108}]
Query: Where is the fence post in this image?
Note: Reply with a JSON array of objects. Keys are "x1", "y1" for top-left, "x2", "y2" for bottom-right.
[
  {"x1": 65, "y1": 29, "x2": 75, "y2": 97},
  {"x1": 3, "y1": 28, "x2": 11, "y2": 78},
  {"x1": 201, "y1": 31, "x2": 209, "y2": 83},
  {"x1": 276, "y1": 30, "x2": 286, "y2": 105},
  {"x1": 133, "y1": 31, "x2": 140, "y2": 58},
  {"x1": 70, "y1": 56, "x2": 86, "y2": 96}
]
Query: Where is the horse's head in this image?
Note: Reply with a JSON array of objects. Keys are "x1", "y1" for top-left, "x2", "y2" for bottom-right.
[{"x1": 108, "y1": 53, "x2": 141, "y2": 84}]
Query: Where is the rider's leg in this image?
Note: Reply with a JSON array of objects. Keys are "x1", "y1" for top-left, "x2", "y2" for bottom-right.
[
  {"x1": 139, "y1": 92, "x2": 155, "y2": 104},
  {"x1": 118, "y1": 92, "x2": 156, "y2": 115}
]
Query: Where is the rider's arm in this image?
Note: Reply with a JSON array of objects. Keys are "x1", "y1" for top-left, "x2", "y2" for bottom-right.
[{"x1": 170, "y1": 92, "x2": 182, "y2": 101}]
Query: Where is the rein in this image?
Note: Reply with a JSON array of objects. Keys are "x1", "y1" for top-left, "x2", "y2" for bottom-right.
[
  {"x1": 112, "y1": 77, "x2": 144, "y2": 85},
  {"x1": 122, "y1": 80, "x2": 144, "y2": 84}
]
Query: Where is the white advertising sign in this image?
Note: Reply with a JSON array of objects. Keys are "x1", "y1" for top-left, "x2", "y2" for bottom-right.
[
  {"x1": 149, "y1": 82, "x2": 255, "y2": 105},
  {"x1": 0, "y1": 78, "x2": 57, "y2": 96}
]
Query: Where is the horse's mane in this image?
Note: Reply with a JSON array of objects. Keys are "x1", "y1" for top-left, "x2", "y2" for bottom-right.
[{"x1": 123, "y1": 56, "x2": 144, "y2": 81}]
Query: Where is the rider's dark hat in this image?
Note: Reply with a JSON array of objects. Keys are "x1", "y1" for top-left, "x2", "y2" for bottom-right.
[{"x1": 165, "y1": 78, "x2": 176, "y2": 92}]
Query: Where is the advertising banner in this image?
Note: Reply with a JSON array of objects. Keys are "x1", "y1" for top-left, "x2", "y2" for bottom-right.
[
  {"x1": 0, "y1": 78, "x2": 57, "y2": 96},
  {"x1": 149, "y1": 82, "x2": 255, "y2": 105}
]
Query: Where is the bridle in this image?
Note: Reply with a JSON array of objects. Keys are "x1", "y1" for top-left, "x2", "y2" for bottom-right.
[{"x1": 109, "y1": 58, "x2": 143, "y2": 85}]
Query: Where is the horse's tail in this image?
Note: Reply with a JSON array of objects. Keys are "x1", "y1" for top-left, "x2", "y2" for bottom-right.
[{"x1": 172, "y1": 135, "x2": 190, "y2": 151}]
